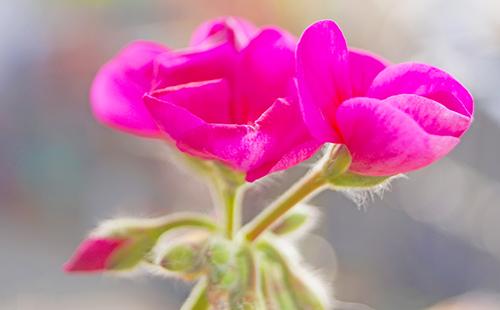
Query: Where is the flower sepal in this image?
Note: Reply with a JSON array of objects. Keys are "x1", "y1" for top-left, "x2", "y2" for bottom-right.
[
  {"x1": 328, "y1": 171, "x2": 395, "y2": 189},
  {"x1": 319, "y1": 144, "x2": 395, "y2": 189}
]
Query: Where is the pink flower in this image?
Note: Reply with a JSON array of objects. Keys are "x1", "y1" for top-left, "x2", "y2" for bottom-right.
[
  {"x1": 64, "y1": 237, "x2": 128, "y2": 272},
  {"x1": 296, "y1": 20, "x2": 474, "y2": 176},
  {"x1": 91, "y1": 17, "x2": 319, "y2": 181}
]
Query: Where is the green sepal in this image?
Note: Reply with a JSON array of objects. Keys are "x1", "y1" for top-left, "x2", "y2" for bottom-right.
[
  {"x1": 107, "y1": 231, "x2": 159, "y2": 270},
  {"x1": 328, "y1": 171, "x2": 393, "y2": 189},
  {"x1": 321, "y1": 144, "x2": 352, "y2": 180},
  {"x1": 319, "y1": 144, "x2": 394, "y2": 189}
]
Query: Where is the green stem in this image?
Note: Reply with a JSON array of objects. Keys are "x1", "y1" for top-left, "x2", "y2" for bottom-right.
[
  {"x1": 244, "y1": 169, "x2": 327, "y2": 242},
  {"x1": 152, "y1": 214, "x2": 219, "y2": 236},
  {"x1": 181, "y1": 278, "x2": 210, "y2": 310},
  {"x1": 222, "y1": 185, "x2": 240, "y2": 240},
  {"x1": 208, "y1": 164, "x2": 245, "y2": 240}
]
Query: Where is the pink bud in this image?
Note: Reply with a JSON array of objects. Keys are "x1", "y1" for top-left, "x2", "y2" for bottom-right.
[{"x1": 64, "y1": 237, "x2": 128, "y2": 273}]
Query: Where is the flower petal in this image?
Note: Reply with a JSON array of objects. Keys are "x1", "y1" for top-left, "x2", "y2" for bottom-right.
[
  {"x1": 179, "y1": 98, "x2": 319, "y2": 182},
  {"x1": 149, "y1": 79, "x2": 232, "y2": 124},
  {"x1": 153, "y1": 42, "x2": 238, "y2": 90},
  {"x1": 64, "y1": 238, "x2": 128, "y2": 272},
  {"x1": 336, "y1": 96, "x2": 460, "y2": 176},
  {"x1": 143, "y1": 80, "x2": 231, "y2": 144},
  {"x1": 146, "y1": 91, "x2": 319, "y2": 181},
  {"x1": 368, "y1": 62, "x2": 474, "y2": 117},
  {"x1": 190, "y1": 16, "x2": 258, "y2": 50},
  {"x1": 296, "y1": 20, "x2": 350, "y2": 142},
  {"x1": 387, "y1": 94, "x2": 471, "y2": 137},
  {"x1": 245, "y1": 98, "x2": 321, "y2": 181},
  {"x1": 348, "y1": 48, "x2": 389, "y2": 97},
  {"x1": 90, "y1": 41, "x2": 168, "y2": 137},
  {"x1": 234, "y1": 28, "x2": 296, "y2": 123}
]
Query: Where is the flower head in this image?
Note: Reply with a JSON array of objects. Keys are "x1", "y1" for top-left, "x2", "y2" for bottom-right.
[
  {"x1": 91, "y1": 17, "x2": 319, "y2": 181},
  {"x1": 296, "y1": 20, "x2": 473, "y2": 176}
]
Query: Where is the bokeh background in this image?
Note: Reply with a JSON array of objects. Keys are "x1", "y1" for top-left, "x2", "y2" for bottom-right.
[{"x1": 2, "y1": 0, "x2": 500, "y2": 309}]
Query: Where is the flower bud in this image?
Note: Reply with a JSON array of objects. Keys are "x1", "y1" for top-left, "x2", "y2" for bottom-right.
[
  {"x1": 157, "y1": 234, "x2": 209, "y2": 279},
  {"x1": 64, "y1": 237, "x2": 129, "y2": 272},
  {"x1": 258, "y1": 241, "x2": 329, "y2": 309},
  {"x1": 160, "y1": 244, "x2": 201, "y2": 272},
  {"x1": 271, "y1": 204, "x2": 318, "y2": 237},
  {"x1": 65, "y1": 231, "x2": 158, "y2": 272},
  {"x1": 206, "y1": 239, "x2": 238, "y2": 289},
  {"x1": 229, "y1": 245, "x2": 264, "y2": 310},
  {"x1": 65, "y1": 214, "x2": 217, "y2": 273}
]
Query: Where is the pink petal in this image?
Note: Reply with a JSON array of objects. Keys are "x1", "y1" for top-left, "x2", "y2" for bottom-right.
[
  {"x1": 145, "y1": 88, "x2": 250, "y2": 170},
  {"x1": 368, "y1": 62, "x2": 474, "y2": 117},
  {"x1": 387, "y1": 94, "x2": 471, "y2": 137},
  {"x1": 296, "y1": 20, "x2": 350, "y2": 142},
  {"x1": 153, "y1": 42, "x2": 238, "y2": 90},
  {"x1": 146, "y1": 92, "x2": 319, "y2": 181},
  {"x1": 245, "y1": 98, "x2": 321, "y2": 181},
  {"x1": 147, "y1": 79, "x2": 232, "y2": 124},
  {"x1": 178, "y1": 98, "x2": 319, "y2": 182},
  {"x1": 64, "y1": 238, "x2": 127, "y2": 272},
  {"x1": 190, "y1": 16, "x2": 258, "y2": 50},
  {"x1": 143, "y1": 81, "x2": 228, "y2": 144},
  {"x1": 336, "y1": 96, "x2": 460, "y2": 176},
  {"x1": 348, "y1": 48, "x2": 389, "y2": 97},
  {"x1": 90, "y1": 41, "x2": 169, "y2": 137},
  {"x1": 234, "y1": 28, "x2": 297, "y2": 123}
]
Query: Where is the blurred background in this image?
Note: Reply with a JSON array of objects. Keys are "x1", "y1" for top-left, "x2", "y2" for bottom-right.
[{"x1": 1, "y1": 0, "x2": 500, "y2": 309}]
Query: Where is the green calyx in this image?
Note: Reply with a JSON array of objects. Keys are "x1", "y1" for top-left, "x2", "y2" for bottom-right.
[{"x1": 321, "y1": 144, "x2": 394, "y2": 189}]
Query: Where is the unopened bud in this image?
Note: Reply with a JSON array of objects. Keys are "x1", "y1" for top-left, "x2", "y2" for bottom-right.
[
  {"x1": 271, "y1": 204, "x2": 318, "y2": 237},
  {"x1": 158, "y1": 233, "x2": 209, "y2": 279},
  {"x1": 160, "y1": 244, "x2": 202, "y2": 273},
  {"x1": 65, "y1": 214, "x2": 217, "y2": 273},
  {"x1": 258, "y1": 240, "x2": 329, "y2": 310}
]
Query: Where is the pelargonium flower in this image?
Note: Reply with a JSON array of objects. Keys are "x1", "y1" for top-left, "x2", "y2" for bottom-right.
[
  {"x1": 296, "y1": 20, "x2": 474, "y2": 177},
  {"x1": 91, "y1": 17, "x2": 319, "y2": 181}
]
